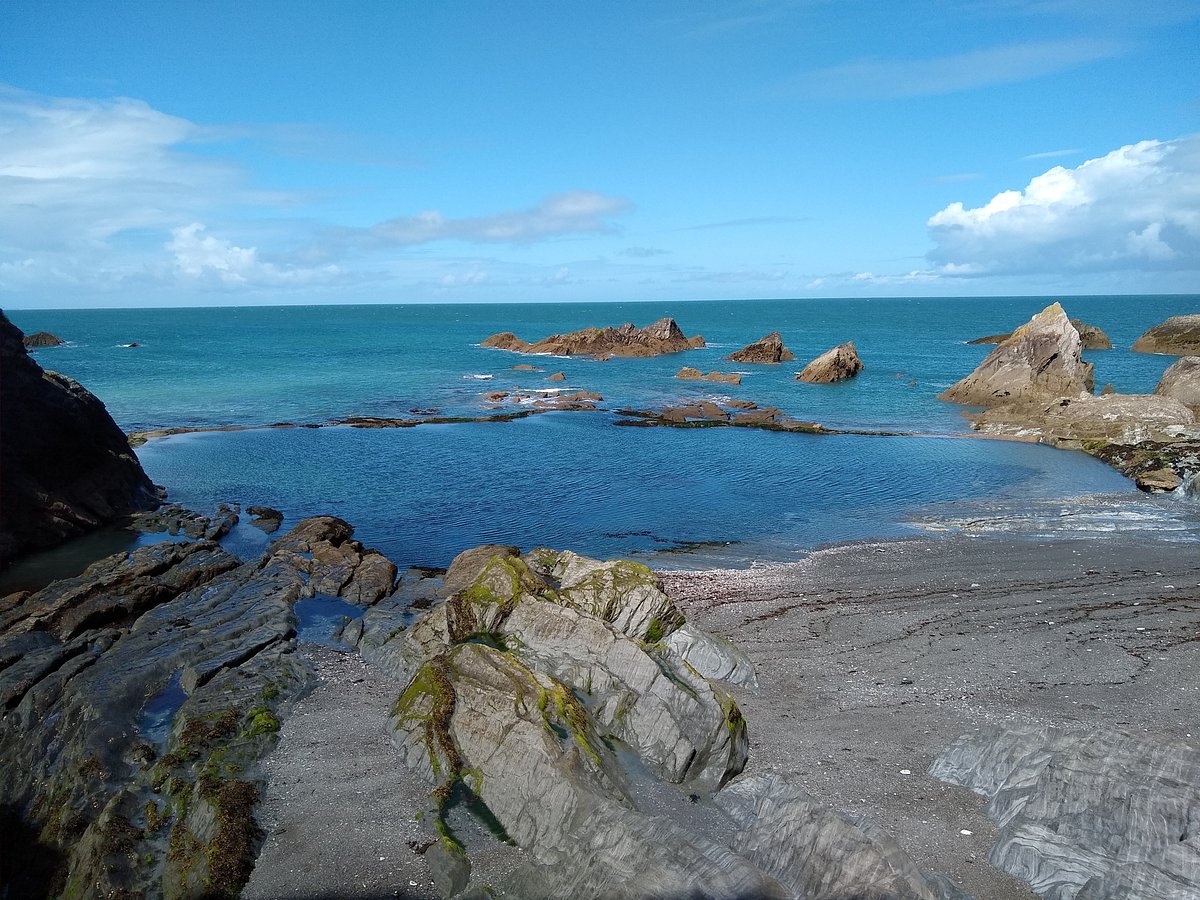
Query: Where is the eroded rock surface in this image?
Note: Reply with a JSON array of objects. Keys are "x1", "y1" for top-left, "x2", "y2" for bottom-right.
[
  {"x1": 1155, "y1": 355, "x2": 1200, "y2": 412},
  {"x1": 727, "y1": 331, "x2": 794, "y2": 363},
  {"x1": 21, "y1": 330, "x2": 64, "y2": 348},
  {"x1": 932, "y1": 725, "x2": 1200, "y2": 900},
  {"x1": 1132, "y1": 314, "x2": 1200, "y2": 355},
  {"x1": 0, "y1": 311, "x2": 159, "y2": 567},
  {"x1": 482, "y1": 318, "x2": 701, "y2": 359},
  {"x1": 796, "y1": 341, "x2": 864, "y2": 384},
  {"x1": 676, "y1": 367, "x2": 742, "y2": 385},
  {"x1": 940, "y1": 303, "x2": 1094, "y2": 408},
  {"x1": 969, "y1": 319, "x2": 1111, "y2": 351}
]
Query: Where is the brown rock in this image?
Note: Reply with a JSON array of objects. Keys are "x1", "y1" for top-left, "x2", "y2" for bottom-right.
[
  {"x1": 726, "y1": 332, "x2": 794, "y2": 364},
  {"x1": 483, "y1": 318, "x2": 699, "y2": 359},
  {"x1": 940, "y1": 302, "x2": 1094, "y2": 408},
  {"x1": 1132, "y1": 315, "x2": 1200, "y2": 355},
  {"x1": 971, "y1": 394, "x2": 1196, "y2": 445},
  {"x1": 732, "y1": 408, "x2": 782, "y2": 426},
  {"x1": 1135, "y1": 468, "x2": 1183, "y2": 492},
  {"x1": 481, "y1": 332, "x2": 530, "y2": 351},
  {"x1": 1154, "y1": 356, "x2": 1200, "y2": 411},
  {"x1": 796, "y1": 342, "x2": 863, "y2": 384},
  {"x1": 969, "y1": 318, "x2": 1111, "y2": 350},
  {"x1": 726, "y1": 400, "x2": 758, "y2": 410},
  {"x1": 21, "y1": 331, "x2": 64, "y2": 348},
  {"x1": 675, "y1": 367, "x2": 741, "y2": 385},
  {"x1": 512, "y1": 363, "x2": 539, "y2": 371},
  {"x1": 547, "y1": 372, "x2": 566, "y2": 382},
  {"x1": 484, "y1": 391, "x2": 509, "y2": 402}
]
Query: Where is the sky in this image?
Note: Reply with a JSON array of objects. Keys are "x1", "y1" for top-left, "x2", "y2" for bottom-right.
[{"x1": 1, "y1": 0, "x2": 1199, "y2": 308}]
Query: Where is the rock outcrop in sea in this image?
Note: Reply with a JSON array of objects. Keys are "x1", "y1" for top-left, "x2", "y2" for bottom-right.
[
  {"x1": 726, "y1": 331, "x2": 794, "y2": 363},
  {"x1": 932, "y1": 724, "x2": 1200, "y2": 900},
  {"x1": 796, "y1": 341, "x2": 864, "y2": 384},
  {"x1": 969, "y1": 318, "x2": 1112, "y2": 350},
  {"x1": 21, "y1": 330, "x2": 64, "y2": 348},
  {"x1": 481, "y1": 318, "x2": 703, "y2": 359},
  {"x1": 1132, "y1": 314, "x2": 1200, "y2": 355},
  {"x1": 0, "y1": 311, "x2": 159, "y2": 567},
  {"x1": 676, "y1": 366, "x2": 742, "y2": 385},
  {"x1": 940, "y1": 302, "x2": 1094, "y2": 407}
]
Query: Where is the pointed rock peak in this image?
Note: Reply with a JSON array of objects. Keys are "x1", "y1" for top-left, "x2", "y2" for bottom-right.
[{"x1": 644, "y1": 317, "x2": 684, "y2": 341}]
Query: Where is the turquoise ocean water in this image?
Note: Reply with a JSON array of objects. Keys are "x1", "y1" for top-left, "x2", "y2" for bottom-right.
[{"x1": 8, "y1": 295, "x2": 1200, "y2": 570}]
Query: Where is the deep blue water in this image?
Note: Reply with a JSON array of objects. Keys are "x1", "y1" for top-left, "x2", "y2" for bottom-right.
[{"x1": 8, "y1": 295, "x2": 1199, "y2": 568}]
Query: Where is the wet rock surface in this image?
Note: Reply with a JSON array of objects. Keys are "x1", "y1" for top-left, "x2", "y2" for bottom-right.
[
  {"x1": 0, "y1": 311, "x2": 159, "y2": 568},
  {"x1": 482, "y1": 317, "x2": 701, "y2": 359},
  {"x1": 726, "y1": 331, "x2": 794, "y2": 363},
  {"x1": 1132, "y1": 313, "x2": 1200, "y2": 355},
  {"x1": 932, "y1": 724, "x2": 1200, "y2": 900},
  {"x1": 796, "y1": 341, "x2": 864, "y2": 384}
]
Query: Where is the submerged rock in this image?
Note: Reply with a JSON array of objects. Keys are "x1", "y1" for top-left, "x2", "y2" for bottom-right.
[
  {"x1": 796, "y1": 341, "x2": 864, "y2": 384},
  {"x1": 1155, "y1": 355, "x2": 1200, "y2": 412},
  {"x1": 727, "y1": 331, "x2": 794, "y2": 363},
  {"x1": 941, "y1": 302, "x2": 1094, "y2": 407},
  {"x1": 1132, "y1": 314, "x2": 1200, "y2": 355},
  {"x1": 932, "y1": 724, "x2": 1200, "y2": 900},
  {"x1": 481, "y1": 318, "x2": 701, "y2": 359},
  {"x1": 0, "y1": 311, "x2": 159, "y2": 567}
]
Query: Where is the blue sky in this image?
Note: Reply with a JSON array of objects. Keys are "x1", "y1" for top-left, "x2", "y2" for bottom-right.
[{"x1": 2, "y1": 0, "x2": 1198, "y2": 307}]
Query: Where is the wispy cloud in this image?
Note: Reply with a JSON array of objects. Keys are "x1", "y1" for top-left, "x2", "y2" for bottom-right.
[
  {"x1": 620, "y1": 246, "x2": 670, "y2": 258},
  {"x1": 784, "y1": 38, "x2": 1126, "y2": 99},
  {"x1": 1021, "y1": 148, "x2": 1082, "y2": 160},
  {"x1": 369, "y1": 191, "x2": 632, "y2": 247},
  {"x1": 927, "y1": 135, "x2": 1200, "y2": 276},
  {"x1": 679, "y1": 215, "x2": 806, "y2": 231}
]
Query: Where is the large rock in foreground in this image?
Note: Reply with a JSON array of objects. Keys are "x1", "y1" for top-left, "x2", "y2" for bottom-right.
[
  {"x1": 1155, "y1": 356, "x2": 1200, "y2": 412},
  {"x1": 482, "y1": 318, "x2": 702, "y2": 359},
  {"x1": 796, "y1": 341, "x2": 863, "y2": 384},
  {"x1": 941, "y1": 302, "x2": 1094, "y2": 408},
  {"x1": 970, "y1": 393, "x2": 1196, "y2": 446},
  {"x1": 0, "y1": 312, "x2": 158, "y2": 567},
  {"x1": 932, "y1": 725, "x2": 1200, "y2": 900},
  {"x1": 1132, "y1": 314, "x2": 1200, "y2": 355},
  {"x1": 726, "y1": 331, "x2": 794, "y2": 363}
]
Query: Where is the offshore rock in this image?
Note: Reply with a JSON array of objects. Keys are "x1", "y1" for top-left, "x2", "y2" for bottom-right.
[
  {"x1": 0, "y1": 311, "x2": 159, "y2": 567},
  {"x1": 1132, "y1": 314, "x2": 1200, "y2": 355},
  {"x1": 969, "y1": 319, "x2": 1112, "y2": 350},
  {"x1": 932, "y1": 724, "x2": 1200, "y2": 900},
  {"x1": 940, "y1": 302, "x2": 1094, "y2": 408},
  {"x1": 21, "y1": 330, "x2": 64, "y2": 348},
  {"x1": 676, "y1": 366, "x2": 742, "y2": 385},
  {"x1": 481, "y1": 318, "x2": 700, "y2": 359},
  {"x1": 1155, "y1": 355, "x2": 1200, "y2": 411},
  {"x1": 726, "y1": 331, "x2": 794, "y2": 363},
  {"x1": 796, "y1": 341, "x2": 864, "y2": 384}
]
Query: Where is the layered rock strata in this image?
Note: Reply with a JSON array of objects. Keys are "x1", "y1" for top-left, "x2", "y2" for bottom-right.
[
  {"x1": 796, "y1": 341, "x2": 864, "y2": 384},
  {"x1": 676, "y1": 367, "x2": 742, "y2": 385},
  {"x1": 482, "y1": 318, "x2": 703, "y2": 359},
  {"x1": 933, "y1": 725, "x2": 1200, "y2": 900},
  {"x1": 0, "y1": 311, "x2": 159, "y2": 567},
  {"x1": 726, "y1": 331, "x2": 794, "y2": 363}
]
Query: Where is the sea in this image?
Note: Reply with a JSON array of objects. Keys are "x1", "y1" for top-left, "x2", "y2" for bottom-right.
[{"x1": 7, "y1": 295, "x2": 1200, "y2": 580}]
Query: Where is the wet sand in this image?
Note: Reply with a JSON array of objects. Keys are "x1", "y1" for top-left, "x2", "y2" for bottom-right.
[{"x1": 663, "y1": 534, "x2": 1200, "y2": 899}]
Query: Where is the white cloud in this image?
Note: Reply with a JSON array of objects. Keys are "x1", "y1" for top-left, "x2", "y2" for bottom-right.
[
  {"x1": 787, "y1": 38, "x2": 1124, "y2": 99},
  {"x1": 168, "y1": 223, "x2": 340, "y2": 287},
  {"x1": 927, "y1": 136, "x2": 1200, "y2": 276},
  {"x1": 370, "y1": 191, "x2": 631, "y2": 246}
]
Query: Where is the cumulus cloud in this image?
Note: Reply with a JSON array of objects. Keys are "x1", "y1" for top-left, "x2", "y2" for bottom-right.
[
  {"x1": 370, "y1": 191, "x2": 631, "y2": 246},
  {"x1": 168, "y1": 223, "x2": 340, "y2": 287},
  {"x1": 927, "y1": 136, "x2": 1200, "y2": 275}
]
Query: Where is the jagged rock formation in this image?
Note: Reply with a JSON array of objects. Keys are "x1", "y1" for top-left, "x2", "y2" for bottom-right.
[
  {"x1": 1155, "y1": 356, "x2": 1200, "y2": 412},
  {"x1": 481, "y1": 318, "x2": 702, "y2": 359},
  {"x1": 1132, "y1": 314, "x2": 1200, "y2": 355},
  {"x1": 615, "y1": 401, "x2": 827, "y2": 433},
  {"x1": 796, "y1": 341, "x2": 864, "y2": 384},
  {"x1": 0, "y1": 517, "x2": 403, "y2": 899},
  {"x1": 726, "y1": 331, "x2": 794, "y2": 363},
  {"x1": 969, "y1": 318, "x2": 1112, "y2": 350},
  {"x1": 676, "y1": 367, "x2": 742, "y2": 385},
  {"x1": 932, "y1": 725, "x2": 1200, "y2": 900},
  {"x1": 21, "y1": 330, "x2": 64, "y2": 348},
  {"x1": 0, "y1": 311, "x2": 159, "y2": 568},
  {"x1": 940, "y1": 303, "x2": 1094, "y2": 407}
]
